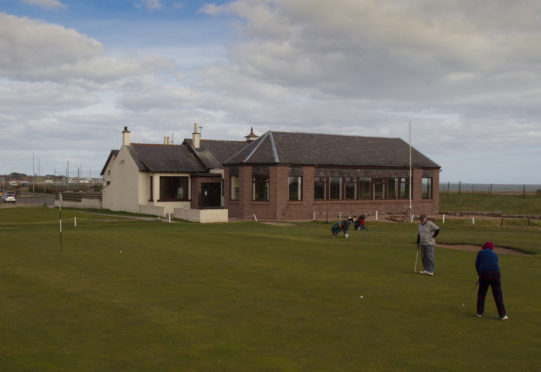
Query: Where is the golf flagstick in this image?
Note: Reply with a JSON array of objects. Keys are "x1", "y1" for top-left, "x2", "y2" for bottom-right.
[{"x1": 414, "y1": 242, "x2": 420, "y2": 272}]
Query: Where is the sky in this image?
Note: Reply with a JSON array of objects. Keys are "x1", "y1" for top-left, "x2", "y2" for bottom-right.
[{"x1": 1, "y1": 0, "x2": 540, "y2": 184}]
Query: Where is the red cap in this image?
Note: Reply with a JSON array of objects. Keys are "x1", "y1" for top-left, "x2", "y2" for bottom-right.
[{"x1": 482, "y1": 241, "x2": 494, "y2": 250}]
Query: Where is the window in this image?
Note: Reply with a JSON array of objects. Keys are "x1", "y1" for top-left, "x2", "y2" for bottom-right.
[
  {"x1": 252, "y1": 176, "x2": 269, "y2": 201},
  {"x1": 422, "y1": 177, "x2": 433, "y2": 199},
  {"x1": 345, "y1": 177, "x2": 357, "y2": 199},
  {"x1": 149, "y1": 176, "x2": 153, "y2": 201},
  {"x1": 314, "y1": 177, "x2": 327, "y2": 200},
  {"x1": 288, "y1": 176, "x2": 302, "y2": 201},
  {"x1": 400, "y1": 177, "x2": 410, "y2": 199},
  {"x1": 373, "y1": 178, "x2": 386, "y2": 199},
  {"x1": 230, "y1": 176, "x2": 239, "y2": 200},
  {"x1": 330, "y1": 177, "x2": 342, "y2": 200},
  {"x1": 388, "y1": 177, "x2": 399, "y2": 199},
  {"x1": 159, "y1": 176, "x2": 188, "y2": 201},
  {"x1": 359, "y1": 178, "x2": 371, "y2": 199}
]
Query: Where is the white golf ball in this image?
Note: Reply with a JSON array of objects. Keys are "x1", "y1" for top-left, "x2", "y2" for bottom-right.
[
  {"x1": 120, "y1": 250, "x2": 122, "y2": 253},
  {"x1": 360, "y1": 296, "x2": 363, "y2": 299},
  {"x1": 462, "y1": 303, "x2": 465, "y2": 307}
]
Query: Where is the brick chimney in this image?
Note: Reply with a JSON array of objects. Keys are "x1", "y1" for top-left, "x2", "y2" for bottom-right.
[
  {"x1": 245, "y1": 127, "x2": 259, "y2": 143},
  {"x1": 192, "y1": 123, "x2": 200, "y2": 149},
  {"x1": 122, "y1": 126, "x2": 131, "y2": 146}
]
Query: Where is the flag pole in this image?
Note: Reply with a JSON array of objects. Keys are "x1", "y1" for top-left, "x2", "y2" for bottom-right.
[
  {"x1": 409, "y1": 121, "x2": 413, "y2": 222},
  {"x1": 59, "y1": 192, "x2": 63, "y2": 252}
]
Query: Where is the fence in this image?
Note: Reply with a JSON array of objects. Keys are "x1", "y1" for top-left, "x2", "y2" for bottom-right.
[{"x1": 440, "y1": 182, "x2": 541, "y2": 195}]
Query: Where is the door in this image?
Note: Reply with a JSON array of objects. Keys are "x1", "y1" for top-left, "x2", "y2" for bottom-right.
[{"x1": 200, "y1": 182, "x2": 221, "y2": 208}]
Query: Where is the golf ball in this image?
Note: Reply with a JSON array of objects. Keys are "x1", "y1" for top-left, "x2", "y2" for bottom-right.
[
  {"x1": 120, "y1": 250, "x2": 122, "y2": 253},
  {"x1": 462, "y1": 303, "x2": 465, "y2": 307},
  {"x1": 360, "y1": 296, "x2": 363, "y2": 299}
]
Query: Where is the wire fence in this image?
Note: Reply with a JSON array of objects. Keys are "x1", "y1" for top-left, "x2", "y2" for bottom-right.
[{"x1": 439, "y1": 182, "x2": 541, "y2": 195}]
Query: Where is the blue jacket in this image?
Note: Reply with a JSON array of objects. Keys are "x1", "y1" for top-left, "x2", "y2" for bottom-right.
[{"x1": 475, "y1": 249, "x2": 500, "y2": 274}]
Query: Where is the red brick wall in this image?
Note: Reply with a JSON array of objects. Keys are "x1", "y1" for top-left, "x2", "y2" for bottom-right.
[{"x1": 225, "y1": 165, "x2": 440, "y2": 220}]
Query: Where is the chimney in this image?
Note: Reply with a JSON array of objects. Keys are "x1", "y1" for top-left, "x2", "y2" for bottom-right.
[
  {"x1": 122, "y1": 126, "x2": 131, "y2": 146},
  {"x1": 245, "y1": 127, "x2": 259, "y2": 143},
  {"x1": 192, "y1": 123, "x2": 200, "y2": 149}
]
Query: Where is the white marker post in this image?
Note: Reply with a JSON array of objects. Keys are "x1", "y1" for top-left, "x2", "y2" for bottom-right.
[
  {"x1": 472, "y1": 217, "x2": 475, "y2": 225},
  {"x1": 375, "y1": 211, "x2": 378, "y2": 221},
  {"x1": 442, "y1": 214, "x2": 445, "y2": 223},
  {"x1": 74, "y1": 216, "x2": 77, "y2": 227}
]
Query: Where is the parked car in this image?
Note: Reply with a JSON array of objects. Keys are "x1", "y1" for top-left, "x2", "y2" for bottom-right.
[{"x1": 2, "y1": 192, "x2": 16, "y2": 203}]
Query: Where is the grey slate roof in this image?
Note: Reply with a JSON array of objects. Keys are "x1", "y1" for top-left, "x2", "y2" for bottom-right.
[
  {"x1": 224, "y1": 131, "x2": 440, "y2": 168},
  {"x1": 183, "y1": 139, "x2": 248, "y2": 168},
  {"x1": 100, "y1": 150, "x2": 119, "y2": 175},
  {"x1": 127, "y1": 144, "x2": 206, "y2": 173}
]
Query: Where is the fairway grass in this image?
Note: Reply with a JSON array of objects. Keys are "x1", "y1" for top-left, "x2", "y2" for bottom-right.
[{"x1": 1, "y1": 208, "x2": 540, "y2": 371}]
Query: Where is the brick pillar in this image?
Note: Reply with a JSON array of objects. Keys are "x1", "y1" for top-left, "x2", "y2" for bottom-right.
[{"x1": 239, "y1": 165, "x2": 252, "y2": 219}]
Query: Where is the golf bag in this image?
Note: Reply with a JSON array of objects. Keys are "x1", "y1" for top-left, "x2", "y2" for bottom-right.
[
  {"x1": 331, "y1": 217, "x2": 353, "y2": 238},
  {"x1": 354, "y1": 215, "x2": 367, "y2": 231}
]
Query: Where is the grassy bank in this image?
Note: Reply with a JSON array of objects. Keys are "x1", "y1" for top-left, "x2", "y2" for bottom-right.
[
  {"x1": 1, "y1": 207, "x2": 540, "y2": 371},
  {"x1": 440, "y1": 192, "x2": 541, "y2": 215}
]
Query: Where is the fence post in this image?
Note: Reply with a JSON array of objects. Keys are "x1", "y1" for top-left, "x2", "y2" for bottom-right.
[
  {"x1": 459, "y1": 181, "x2": 462, "y2": 195},
  {"x1": 523, "y1": 184, "x2": 526, "y2": 199}
]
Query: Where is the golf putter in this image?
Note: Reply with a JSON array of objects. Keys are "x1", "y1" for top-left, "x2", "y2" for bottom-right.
[{"x1": 414, "y1": 242, "x2": 420, "y2": 272}]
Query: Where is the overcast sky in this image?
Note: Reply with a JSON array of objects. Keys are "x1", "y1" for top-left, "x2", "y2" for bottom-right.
[{"x1": 1, "y1": 0, "x2": 540, "y2": 183}]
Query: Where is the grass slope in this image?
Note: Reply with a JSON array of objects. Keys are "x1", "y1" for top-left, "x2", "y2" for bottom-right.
[
  {"x1": 440, "y1": 192, "x2": 541, "y2": 215},
  {"x1": 1, "y1": 208, "x2": 540, "y2": 371}
]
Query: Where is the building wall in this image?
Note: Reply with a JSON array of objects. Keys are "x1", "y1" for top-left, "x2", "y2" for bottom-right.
[
  {"x1": 102, "y1": 146, "x2": 140, "y2": 213},
  {"x1": 224, "y1": 165, "x2": 440, "y2": 220},
  {"x1": 190, "y1": 175, "x2": 222, "y2": 209}
]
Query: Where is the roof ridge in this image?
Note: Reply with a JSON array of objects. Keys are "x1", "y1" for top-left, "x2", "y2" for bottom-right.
[
  {"x1": 243, "y1": 131, "x2": 270, "y2": 163},
  {"x1": 268, "y1": 132, "x2": 280, "y2": 163}
]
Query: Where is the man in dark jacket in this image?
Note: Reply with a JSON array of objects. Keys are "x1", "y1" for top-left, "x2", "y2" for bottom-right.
[{"x1": 475, "y1": 241, "x2": 508, "y2": 320}]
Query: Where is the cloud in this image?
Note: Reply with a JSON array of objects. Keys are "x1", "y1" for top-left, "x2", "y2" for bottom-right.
[
  {"x1": 21, "y1": 0, "x2": 66, "y2": 10},
  {"x1": 134, "y1": 0, "x2": 162, "y2": 10},
  {"x1": 0, "y1": 13, "x2": 177, "y2": 86}
]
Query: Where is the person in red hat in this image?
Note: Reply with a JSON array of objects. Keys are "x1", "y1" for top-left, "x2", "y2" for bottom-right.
[{"x1": 475, "y1": 241, "x2": 508, "y2": 320}]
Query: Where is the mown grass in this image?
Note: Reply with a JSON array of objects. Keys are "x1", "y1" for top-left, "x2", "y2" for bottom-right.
[
  {"x1": 440, "y1": 192, "x2": 541, "y2": 215},
  {"x1": 0, "y1": 207, "x2": 540, "y2": 371}
]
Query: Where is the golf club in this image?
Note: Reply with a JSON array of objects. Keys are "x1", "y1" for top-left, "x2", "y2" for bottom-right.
[
  {"x1": 462, "y1": 279, "x2": 479, "y2": 308},
  {"x1": 414, "y1": 242, "x2": 420, "y2": 272}
]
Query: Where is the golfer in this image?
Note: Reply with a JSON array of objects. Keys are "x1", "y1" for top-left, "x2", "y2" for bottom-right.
[
  {"x1": 475, "y1": 241, "x2": 508, "y2": 320},
  {"x1": 416, "y1": 214, "x2": 439, "y2": 275}
]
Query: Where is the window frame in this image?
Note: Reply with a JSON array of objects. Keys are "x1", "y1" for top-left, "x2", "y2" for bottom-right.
[{"x1": 288, "y1": 176, "x2": 302, "y2": 201}]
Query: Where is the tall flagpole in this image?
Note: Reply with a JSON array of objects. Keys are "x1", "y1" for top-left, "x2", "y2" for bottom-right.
[{"x1": 409, "y1": 121, "x2": 413, "y2": 221}]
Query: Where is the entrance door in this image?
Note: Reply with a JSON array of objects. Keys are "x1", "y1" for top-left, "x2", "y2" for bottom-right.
[{"x1": 200, "y1": 182, "x2": 221, "y2": 208}]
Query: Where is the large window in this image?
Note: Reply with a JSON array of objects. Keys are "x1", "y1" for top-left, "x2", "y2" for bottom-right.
[
  {"x1": 288, "y1": 176, "x2": 302, "y2": 201},
  {"x1": 314, "y1": 177, "x2": 327, "y2": 200},
  {"x1": 400, "y1": 177, "x2": 410, "y2": 199},
  {"x1": 252, "y1": 176, "x2": 269, "y2": 201},
  {"x1": 373, "y1": 178, "x2": 386, "y2": 200},
  {"x1": 345, "y1": 177, "x2": 357, "y2": 199},
  {"x1": 230, "y1": 176, "x2": 239, "y2": 200},
  {"x1": 422, "y1": 177, "x2": 433, "y2": 199},
  {"x1": 330, "y1": 177, "x2": 342, "y2": 200},
  {"x1": 359, "y1": 178, "x2": 371, "y2": 199},
  {"x1": 388, "y1": 177, "x2": 399, "y2": 199},
  {"x1": 159, "y1": 176, "x2": 188, "y2": 201}
]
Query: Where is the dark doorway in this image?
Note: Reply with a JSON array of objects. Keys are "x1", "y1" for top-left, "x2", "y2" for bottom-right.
[{"x1": 200, "y1": 182, "x2": 221, "y2": 208}]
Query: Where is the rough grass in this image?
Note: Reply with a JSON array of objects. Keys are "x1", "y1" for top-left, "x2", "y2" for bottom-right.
[
  {"x1": 1, "y1": 208, "x2": 540, "y2": 371},
  {"x1": 440, "y1": 192, "x2": 541, "y2": 215}
]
